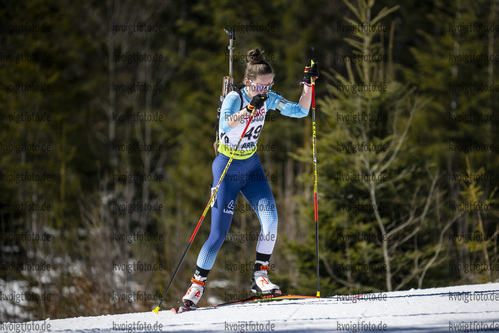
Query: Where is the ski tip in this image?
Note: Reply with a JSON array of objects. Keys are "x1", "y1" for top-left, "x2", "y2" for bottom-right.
[
  {"x1": 152, "y1": 306, "x2": 160, "y2": 314},
  {"x1": 170, "y1": 307, "x2": 178, "y2": 314}
]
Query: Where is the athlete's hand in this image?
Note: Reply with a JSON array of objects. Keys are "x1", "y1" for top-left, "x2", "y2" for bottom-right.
[
  {"x1": 246, "y1": 93, "x2": 268, "y2": 113},
  {"x1": 303, "y1": 59, "x2": 319, "y2": 84}
]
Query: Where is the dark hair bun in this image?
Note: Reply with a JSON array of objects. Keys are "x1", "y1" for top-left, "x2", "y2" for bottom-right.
[{"x1": 247, "y1": 48, "x2": 264, "y2": 64}]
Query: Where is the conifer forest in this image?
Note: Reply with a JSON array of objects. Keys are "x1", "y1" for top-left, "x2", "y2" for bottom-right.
[{"x1": 1, "y1": 0, "x2": 498, "y2": 321}]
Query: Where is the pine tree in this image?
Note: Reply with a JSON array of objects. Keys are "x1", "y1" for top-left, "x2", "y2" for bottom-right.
[
  {"x1": 292, "y1": 0, "x2": 456, "y2": 294},
  {"x1": 404, "y1": 0, "x2": 499, "y2": 284}
]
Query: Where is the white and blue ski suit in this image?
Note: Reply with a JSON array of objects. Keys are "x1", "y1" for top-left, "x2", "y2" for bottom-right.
[{"x1": 195, "y1": 87, "x2": 309, "y2": 272}]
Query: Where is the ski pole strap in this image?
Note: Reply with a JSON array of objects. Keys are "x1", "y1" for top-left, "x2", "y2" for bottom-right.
[{"x1": 218, "y1": 143, "x2": 257, "y2": 160}]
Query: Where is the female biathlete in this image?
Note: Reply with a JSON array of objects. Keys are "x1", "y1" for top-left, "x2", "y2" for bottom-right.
[{"x1": 180, "y1": 48, "x2": 319, "y2": 312}]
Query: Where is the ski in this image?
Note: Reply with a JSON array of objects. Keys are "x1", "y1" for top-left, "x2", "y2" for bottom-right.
[
  {"x1": 213, "y1": 292, "x2": 318, "y2": 308},
  {"x1": 171, "y1": 291, "x2": 319, "y2": 314}
]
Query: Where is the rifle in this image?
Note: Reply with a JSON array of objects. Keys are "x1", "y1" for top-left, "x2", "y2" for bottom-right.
[{"x1": 213, "y1": 29, "x2": 237, "y2": 155}]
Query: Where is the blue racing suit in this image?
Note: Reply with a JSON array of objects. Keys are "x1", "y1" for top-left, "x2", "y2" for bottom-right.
[{"x1": 195, "y1": 87, "x2": 309, "y2": 271}]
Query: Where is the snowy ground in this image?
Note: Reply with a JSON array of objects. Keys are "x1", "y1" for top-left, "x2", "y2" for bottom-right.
[{"x1": 1, "y1": 282, "x2": 499, "y2": 332}]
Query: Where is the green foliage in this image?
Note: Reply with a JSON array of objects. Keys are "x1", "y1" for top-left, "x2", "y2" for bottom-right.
[{"x1": 0, "y1": 0, "x2": 497, "y2": 321}]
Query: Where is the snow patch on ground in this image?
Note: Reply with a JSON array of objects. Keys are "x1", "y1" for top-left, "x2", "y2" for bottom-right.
[{"x1": 1, "y1": 282, "x2": 499, "y2": 332}]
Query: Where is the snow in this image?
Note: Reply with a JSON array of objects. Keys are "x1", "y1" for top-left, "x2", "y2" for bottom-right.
[{"x1": 1, "y1": 282, "x2": 499, "y2": 332}]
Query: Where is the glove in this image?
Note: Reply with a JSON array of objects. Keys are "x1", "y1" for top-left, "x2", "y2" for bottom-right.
[
  {"x1": 246, "y1": 93, "x2": 268, "y2": 113},
  {"x1": 303, "y1": 59, "x2": 319, "y2": 84}
]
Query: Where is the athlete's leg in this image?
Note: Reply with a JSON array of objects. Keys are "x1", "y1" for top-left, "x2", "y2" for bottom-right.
[
  {"x1": 240, "y1": 159, "x2": 278, "y2": 255},
  {"x1": 183, "y1": 154, "x2": 246, "y2": 306},
  {"x1": 240, "y1": 156, "x2": 280, "y2": 293},
  {"x1": 196, "y1": 154, "x2": 244, "y2": 270}
]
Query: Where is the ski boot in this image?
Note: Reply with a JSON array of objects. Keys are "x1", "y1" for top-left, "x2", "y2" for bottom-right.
[
  {"x1": 251, "y1": 260, "x2": 280, "y2": 294},
  {"x1": 177, "y1": 276, "x2": 205, "y2": 313}
]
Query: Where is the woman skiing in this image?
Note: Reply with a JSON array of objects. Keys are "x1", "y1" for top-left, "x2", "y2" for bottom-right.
[{"x1": 180, "y1": 48, "x2": 319, "y2": 311}]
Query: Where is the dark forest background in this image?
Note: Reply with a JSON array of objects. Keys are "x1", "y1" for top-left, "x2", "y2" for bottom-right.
[{"x1": 1, "y1": 0, "x2": 498, "y2": 321}]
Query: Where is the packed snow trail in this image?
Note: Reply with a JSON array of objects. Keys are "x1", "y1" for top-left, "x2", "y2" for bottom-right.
[{"x1": 1, "y1": 283, "x2": 499, "y2": 332}]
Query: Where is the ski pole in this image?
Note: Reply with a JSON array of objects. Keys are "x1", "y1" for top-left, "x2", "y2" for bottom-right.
[
  {"x1": 310, "y1": 48, "x2": 320, "y2": 298},
  {"x1": 153, "y1": 106, "x2": 259, "y2": 314}
]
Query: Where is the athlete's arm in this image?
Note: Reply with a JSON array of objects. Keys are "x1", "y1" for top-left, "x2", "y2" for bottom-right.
[
  {"x1": 297, "y1": 84, "x2": 312, "y2": 110},
  {"x1": 221, "y1": 92, "x2": 268, "y2": 130},
  {"x1": 219, "y1": 92, "x2": 247, "y2": 132},
  {"x1": 266, "y1": 91, "x2": 309, "y2": 118},
  {"x1": 226, "y1": 108, "x2": 250, "y2": 129}
]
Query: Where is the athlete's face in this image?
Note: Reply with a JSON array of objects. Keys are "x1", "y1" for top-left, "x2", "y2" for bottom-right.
[{"x1": 245, "y1": 74, "x2": 274, "y2": 98}]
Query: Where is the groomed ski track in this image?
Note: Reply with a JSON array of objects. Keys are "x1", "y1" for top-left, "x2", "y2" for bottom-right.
[{"x1": 2, "y1": 282, "x2": 499, "y2": 332}]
